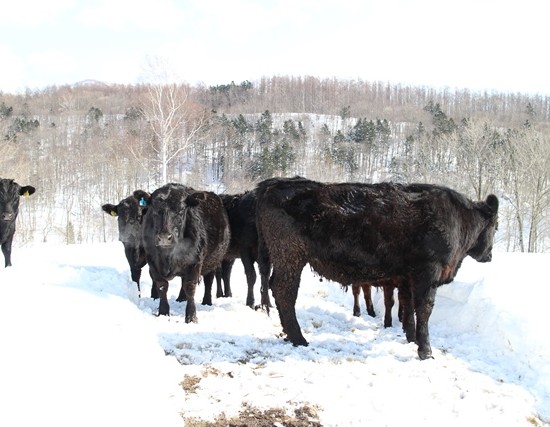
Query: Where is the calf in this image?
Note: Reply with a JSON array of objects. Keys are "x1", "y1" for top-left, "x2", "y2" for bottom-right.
[
  {"x1": 256, "y1": 177, "x2": 498, "y2": 360},
  {"x1": 102, "y1": 194, "x2": 149, "y2": 296},
  {"x1": 0, "y1": 179, "x2": 35, "y2": 267},
  {"x1": 351, "y1": 278, "x2": 403, "y2": 328},
  {"x1": 135, "y1": 184, "x2": 230, "y2": 321}
]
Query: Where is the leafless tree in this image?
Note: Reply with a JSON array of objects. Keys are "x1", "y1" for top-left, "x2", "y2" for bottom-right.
[{"x1": 139, "y1": 57, "x2": 210, "y2": 186}]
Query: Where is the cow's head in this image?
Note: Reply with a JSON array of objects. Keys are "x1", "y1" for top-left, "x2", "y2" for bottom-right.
[
  {"x1": 0, "y1": 179, "x2": 35, "y2": 222},
  {"x1": 468, "y1": 194, "x2": 499, "y2": 263},
  {"x1": 136, "y1": 185, "x2": 204, "y2": 248},
  {"x1": 102, "y1": 193, "x2": 149, "y2": 244}
]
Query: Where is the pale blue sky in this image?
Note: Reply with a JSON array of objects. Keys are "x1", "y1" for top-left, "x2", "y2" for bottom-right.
[{"x1": 1, "y1": 0, "x2": 549, "y2": 95}]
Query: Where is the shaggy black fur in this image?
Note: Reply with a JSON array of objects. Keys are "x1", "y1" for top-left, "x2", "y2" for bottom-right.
[
  {"x1": 256, "y1": 177, "x2": 498, "y2": 360},
  {"x1": 136, "y1": 184, "x2": 230, "y2": 322}
]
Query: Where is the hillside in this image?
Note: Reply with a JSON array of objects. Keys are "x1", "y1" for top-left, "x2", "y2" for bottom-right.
[{"x1": 1, "y1": 77, "x2": 548, "y2": 251}]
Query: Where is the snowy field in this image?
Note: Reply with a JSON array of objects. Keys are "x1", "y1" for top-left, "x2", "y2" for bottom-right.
[{"x1": 0, "y1": 243, "x2": 548, "y2": 426}]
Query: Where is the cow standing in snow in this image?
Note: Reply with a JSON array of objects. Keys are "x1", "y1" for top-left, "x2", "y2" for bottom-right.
[
  {"x1": 207, "y1": 190, "x2": 271, "y2": 309},
  {"x1": 135, "y1": 184, "x2": 230, "y2": 321},
  {"x1": 0, "y1": 178, "x2": 35, "y2": 267},
  {"x1": 256, "y1": 177, "x2": 498, "y2": 360},
  {"x1": 102, "y1": 194, "x2": 149, "y2": 296}
]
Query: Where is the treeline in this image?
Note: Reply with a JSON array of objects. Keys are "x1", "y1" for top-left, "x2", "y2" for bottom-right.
[{"x1": 0, "y1": 76, "x2": 548, "y2": 252}]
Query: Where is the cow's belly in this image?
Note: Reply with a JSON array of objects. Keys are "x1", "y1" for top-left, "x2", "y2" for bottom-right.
[{"x1": 308, "y1": 254, "x2": 398, "y2": 286}]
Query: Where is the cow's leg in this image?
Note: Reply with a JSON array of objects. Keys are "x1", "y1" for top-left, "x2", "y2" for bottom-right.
[
  {"x1": 201, "y1": 271, "x2": 215, "y2": 306},
  {"x1": 150, "y1": 282, "x2": 159, "y2": 299},
  {"x1": 272, "y1": 264, "x2": 308, "y2": 346},
  {"x1": 175, "y1": 277, "x2": 186, "y2": 302},
  {"x1": 124, "y1": 245, "x2": 142, "y2": 295},
  {"x1": 415, "y1": 285, "x2": 436, "y2": 360},
  {"x1": 257, "y1": 235, "x2": 273, "y2": 310},
  {"x1": 221, "y1": 259, "x2": 235, "y2": 298},
  {"x1": 182, "y1": 280, "x2": 198, "y2": 323},
  {"x1": 413, "y1": 269, "x2": 438, "y2": 360},
  {"x1": 154, "y1": 278, "x2": 170, "y2": 316},
  {"x1": 399, "y1": 279, "x2": 415, "y2": 342},
  {"x1": 239, "y1": 253, "x2": 256, "y2": 307},
  {"x1": 352, "y1": 284, "x2": 361, "y2": 316},
  {"x1": 362, "y1": 284, "x2": 376, "y2": 318},
  {"x1": 383, "y1": 285, "x2": 395, "y2": 328},
  {"x1": 215, "y1": 266, "x2": 223, "y2": 298},
  {"x1": 129, "y1": 267, "x2": 142, "y2": 295},
  {"x1": 2, "y1": 234, "x2": 14, "y2": 267}
]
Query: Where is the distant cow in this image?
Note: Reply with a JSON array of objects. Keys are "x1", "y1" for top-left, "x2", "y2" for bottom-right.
[
  {"x1": 135, "y1": 184, "x2": 230, "y2": 321},
  {"x1": 352, "y1": 278, "x2": 403, "y2": 328},
  {"x1": 256, "y1": 177, "x2": 498, "y2": 360},
  {"x1": 102, "y1": 194, "x2": 149, "y2": 296},
  {"x1": 0, "y1": 178, "x2": 36, "y2": 267},
  {"x1": 205, "y1": 190, "x2": 271, "y2": 308}
]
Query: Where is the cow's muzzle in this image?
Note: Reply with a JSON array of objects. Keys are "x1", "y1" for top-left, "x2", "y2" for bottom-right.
[
  {"x1": 156, "y1": 233, "x2": 175, "y2": 247},
  {"x1": 479, "y1": 253, "x2": 492, "y2": 263},
  {"x1": 1, "y1": 212, "x2": 14, "y2": 221}
]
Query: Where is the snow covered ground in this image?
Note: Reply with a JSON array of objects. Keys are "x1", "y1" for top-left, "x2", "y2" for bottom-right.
[{"x1": 0, "y1": 243, "x2": 548, "y2": 426}]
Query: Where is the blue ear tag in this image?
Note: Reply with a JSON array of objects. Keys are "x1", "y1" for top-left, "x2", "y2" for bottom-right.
[{"x1": 139, "y1": 197, "x2": 147, "y2": 207}]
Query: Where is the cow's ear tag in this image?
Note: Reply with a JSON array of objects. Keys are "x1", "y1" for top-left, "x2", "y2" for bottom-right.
[
  {"x1": 139, "y1": 197, "x2": 148, "y2": 207},
  {"x1": 23, "y1": 191, "x2": 30, "y2": 197},
  {"x1": 110, "y1": 210, "x2": 117, "y2": 217}
]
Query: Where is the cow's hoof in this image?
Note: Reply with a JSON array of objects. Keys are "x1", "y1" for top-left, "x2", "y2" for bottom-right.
[
  {"x1": 185, "y1": 315, "x2": 198, "y2": 324},
  {"x1": 418, "y1": 348, "x2": 433, "y2": 360},
  {"x1": 289, "y1": 336, "x2": 309, "y2": 347}
]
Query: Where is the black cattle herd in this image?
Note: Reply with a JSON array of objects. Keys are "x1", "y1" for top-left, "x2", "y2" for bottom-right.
[{"x1": 1, "y1": 176, "x2": 498, "y2": 360}]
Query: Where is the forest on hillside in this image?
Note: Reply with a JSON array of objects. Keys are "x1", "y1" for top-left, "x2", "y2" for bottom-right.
[{"x1": 1, "y1": 76, "x2": 548, "y2": 252}]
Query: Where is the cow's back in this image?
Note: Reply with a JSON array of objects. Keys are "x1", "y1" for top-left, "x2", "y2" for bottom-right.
[{"x1": 257, "y1": 178, "x2": 430, "y2": 281}]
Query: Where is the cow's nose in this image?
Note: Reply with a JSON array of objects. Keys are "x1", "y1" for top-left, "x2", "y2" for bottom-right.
[
  {"x1": 156, "y1": 233, "x2": 174, "y2": 247},
  {"x1": 480, "y1": 253, "x2": 492, "y2": 263},
  {"x1": 2, "y1": 212, "x2": 14, "y2": 221}
]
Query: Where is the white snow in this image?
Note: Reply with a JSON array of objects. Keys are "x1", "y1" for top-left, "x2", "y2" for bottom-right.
[{"x1": 0, "y1": 243, "x2": 548, "y2": 426}]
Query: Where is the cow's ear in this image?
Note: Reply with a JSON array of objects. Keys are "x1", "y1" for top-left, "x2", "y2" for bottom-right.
[
  {"x1": 186, "y1": 192, "x2": 206, "y2": 207},
  {"x1": 19, "y1": 186, "x2": 36, "y2": 197},
  {"x1": 133, "y1": 190, "x2": 151, "y2": 207},
  {"x1": 102, "y1": 204, "x2": 118, "y2": 217},
  {"x1": 479, "y1": 194, "x2": 499, "y2": 218}
]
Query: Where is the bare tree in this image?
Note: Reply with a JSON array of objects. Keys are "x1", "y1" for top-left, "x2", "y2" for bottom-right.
[
  {"x1": 503, "y1": 127, "x2": 550, "y2": 252},
  {"x1": 452, "y1": 119, "x2": 504, "y2": 200},
  {"x1": 139, "y1": 57, "x2": 209, "y2": 186}
]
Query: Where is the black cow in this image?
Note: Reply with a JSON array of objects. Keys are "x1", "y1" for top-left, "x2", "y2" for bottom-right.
[
  {"x1": 102, "y1": 194, "x2": 149, "y2": 296},
  {"x1": 135, "y1": 184, "x2": 230, "y2": 322},
  {"x1": 102, "y1": 193, "x2": 220, "y2": 303},
  {"x1": 0, "y1": 179, "x2": 36, "y2": 267},
  {"x1": 256, "y1": 177, "x2": 498, "y2": 360},
  {"x1": 206, "y1": 190, "x2": 271, "y2": 308}
]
